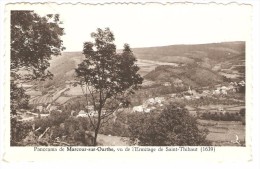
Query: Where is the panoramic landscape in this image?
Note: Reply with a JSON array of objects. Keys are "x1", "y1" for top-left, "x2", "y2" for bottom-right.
[{"x1": 10, "y1": 5, "x2": 247, "y2": 147}]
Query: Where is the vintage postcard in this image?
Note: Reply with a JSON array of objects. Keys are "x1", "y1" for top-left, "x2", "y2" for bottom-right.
[{"x1": 1, "y1": 1, "x2": 255, "y2": 163}]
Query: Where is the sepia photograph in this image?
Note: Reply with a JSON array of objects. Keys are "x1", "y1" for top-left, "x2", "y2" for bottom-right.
[{"x1": 8, "y1": 2, "x2": 250, "y2": 147}]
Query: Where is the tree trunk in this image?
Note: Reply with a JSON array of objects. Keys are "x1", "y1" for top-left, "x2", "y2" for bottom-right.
[
  {"x1": 93, "y1": 129, "x2": 98, "y2": 146},
  {"x1": 93, "y1": 109, "x2": 102, "y2": 146}
]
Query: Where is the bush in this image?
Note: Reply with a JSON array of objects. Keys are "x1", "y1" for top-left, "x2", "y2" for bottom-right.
[
  {"x1": 11, "y1": 117, "x2": 32, "y2": 146},
  {"x1": 63, "y1": 117, "x2": 93, "y2": 145},
  {"x1": 34, "y1": 110, "x2": 70, "y2": 132},
  {"x1": 73, "y1": 129, "x2": 86, "y2": 143},
  {"x1": 128, "y1": 103, "x2": 211, "y2": 146},
  {"x1": 51, "y1": 125, "x2": 66, "y2": 139}
]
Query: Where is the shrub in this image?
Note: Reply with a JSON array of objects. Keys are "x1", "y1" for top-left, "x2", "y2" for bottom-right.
[
  {"x1": 11, "y1": 117, "x2": 33, "y2": 146},
  {"x1": 51, "y1": 125, "x2": 66, "y2": 139},
  {"x1": 73, "y1": 129, "x2": 86, "y2": 144},
  {"x1": 63, "y1": 117, "x2": 93, "y2": 145},
  {"x1": 128, "y1": 103, "x2": 211, "y2": 146},
  {"x1": 34, "y1": 110, "x2": 70, "y2": 132}
]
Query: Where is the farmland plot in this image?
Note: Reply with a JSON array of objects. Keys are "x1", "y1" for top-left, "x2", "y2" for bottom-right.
[{"x1": 198, "y1": 119, "x2": 245, "y2": 146}]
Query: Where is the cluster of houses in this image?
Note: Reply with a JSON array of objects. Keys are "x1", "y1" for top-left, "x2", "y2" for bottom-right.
[
  {"x1": 132, "y1": 97, "x2": 165, "y2": 113},
  {"x1": 76, "y1": 106, "x2": 118, "y2": 123},
  {"x1": 132, "y1": 80, "x2": 245, "y2": 113},
  {"x1": 76, "y1": 105, "x2": 97, "y2": 117},
  {"x1": 170, "y1": 80, "x2": 245, "y2": 101},
  {"x1": 212, "y1": 81, "x2": 245, "y2": 96},
  {"x1": 35, "y1": 103, "x2": 60, "y2": 114},
  {"x1": 76, "y1": 105, "x2": 109, "y2": 118}
]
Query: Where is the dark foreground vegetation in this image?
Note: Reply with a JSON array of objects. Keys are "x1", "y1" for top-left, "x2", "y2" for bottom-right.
[{"x1": 11, "y1": 103, "x2": 212, "y2": 146}]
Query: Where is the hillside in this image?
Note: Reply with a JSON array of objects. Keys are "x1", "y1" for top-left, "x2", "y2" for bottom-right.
[
  {"x1": 131, "y1": 41, "x2": 245, "y2": 65},
  {"x1": 28, "y1": 41, "x2": 245, "y2": 105},
  {"x1": 135, "y1": 41, "x2": 245, "y2": 87},
  {"x1": 39, "y1": 52, "x2": 85, "y2": 89},
  {"x1": 144, "y1": 64, "x2": 223, "y2": 88},
  {"x1": 46, "y1": 41, "x2": 245, "y2": 81}
]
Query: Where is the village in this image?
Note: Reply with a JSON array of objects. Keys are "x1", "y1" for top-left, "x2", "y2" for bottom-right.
[{"x1": 16, "y1": 78, "x2": 245, "y2": 123}]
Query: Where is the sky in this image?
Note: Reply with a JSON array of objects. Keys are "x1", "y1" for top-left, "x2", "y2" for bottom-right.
[{"x1": 33, "y1": 3, "x2": 252, "y2": 51}]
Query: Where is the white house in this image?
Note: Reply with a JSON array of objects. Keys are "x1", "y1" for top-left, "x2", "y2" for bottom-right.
[
  {"x1": 144, "y1": 108, "x2": 151, "y2": 113},
  {"x1": 36, "y1": 105, "x2": 44, "y2": 113},
  {"x1": 221, "y1": 86, "x2": 228, "y2": 90},
  {"x1": 195, "y1": 96, "x2": 200, "y2": 99},
  {"x1": 213, "y1": 90, "x2": 220, "y2": 95},
  {"x1": 163, "y1": 82, "x2": 171, "y2": 86},
  {"x1": 184, "y1": 96, "x2": 191, "y2": 100},
  {"x1": 154, "y1": 97, "x2": 165, "y2": 104},
  {"x1": 133, "y1": 105, "x2": 144, "y2": 113},
  {"x1": 171, "y1": 93, "x2": 177, "y2": 98},
  {"x1": 77, "y1": 110, "x2": 87, "y2": 117}
]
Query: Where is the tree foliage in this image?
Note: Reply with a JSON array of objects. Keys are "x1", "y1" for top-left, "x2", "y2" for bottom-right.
[
  {"x1": 11, "y1": 11, "x2": 65, "y2": 80},
  {"x1": 128, "y1": 103, "x2": 211, "y2": 146},
  {"x1": 75, "y1": 28, "x2": 143, "y2": 145}
]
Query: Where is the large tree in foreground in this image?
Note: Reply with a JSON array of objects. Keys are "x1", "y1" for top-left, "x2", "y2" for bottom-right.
[
  {"x1": 75, "y1": 28, "x2": 143, "y2": 146},
  {"x1": 10, "y1": 11, "x2": 65, "y2": 145},
  {"x1": 11, "y1": 11, "x2": 65, "y2": 115}
]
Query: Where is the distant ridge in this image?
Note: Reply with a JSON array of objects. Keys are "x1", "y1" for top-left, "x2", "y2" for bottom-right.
[
  {"x1": 41, "y1": 41, "x2": 244, "y2": 89},
  {"x1": 130, "y1": 41, "x2": 245, "y2": 64}
]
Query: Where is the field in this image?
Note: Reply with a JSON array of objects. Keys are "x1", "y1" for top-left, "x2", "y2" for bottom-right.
[
  {"x1": 198, "y1": 120, "x2": 245, "y2": 146},
  {"x1": 137, "y1": 59, "x2": 178, "y2": 76}
]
